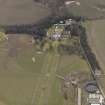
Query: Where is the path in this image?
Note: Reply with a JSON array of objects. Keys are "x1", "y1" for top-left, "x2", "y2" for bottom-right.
[
  {"x1": 30, "y1": 53, "x2": 60, "y2": 105},
  {"x1": 78, "y1": 87, "x2": 81, "y2": 105}
]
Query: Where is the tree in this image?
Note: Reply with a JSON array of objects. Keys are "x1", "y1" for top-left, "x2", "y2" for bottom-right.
[{"x1": 0, "y1": 32, "x2": 7, "y2": 42}]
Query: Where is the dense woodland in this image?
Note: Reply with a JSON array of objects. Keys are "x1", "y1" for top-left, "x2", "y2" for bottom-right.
[{"x1": 79, "y1": 25, "x2": 101, "y2": 71}]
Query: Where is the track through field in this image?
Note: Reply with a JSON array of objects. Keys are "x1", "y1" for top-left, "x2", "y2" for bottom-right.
[{"x1": 30, "y1": 53, "x2": 60, "y2": 105}]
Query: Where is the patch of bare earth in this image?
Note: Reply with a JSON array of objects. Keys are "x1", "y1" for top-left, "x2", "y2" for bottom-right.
[{"x1": 0, "y1": 0, "x2": 50, "y2": 25}]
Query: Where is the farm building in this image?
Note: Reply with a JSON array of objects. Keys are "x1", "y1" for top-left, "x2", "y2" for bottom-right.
[
  {"x1": 87, "y1": 93, "x2": 104, "y2": 105},
  {"x1": 85, "y1": 81, "x2": 105, "y2": 105},
  {"x1": 47, "y1": 24, "x2": 64, "y2": 40}
]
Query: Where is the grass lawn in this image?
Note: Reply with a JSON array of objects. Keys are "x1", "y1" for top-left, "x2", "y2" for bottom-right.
[
  {"x1": 57, "y1": 55, "x2": 89, "y2": 76},
  {"x1": 0, "y1": 35, "x2": 90, "y2": 105}
]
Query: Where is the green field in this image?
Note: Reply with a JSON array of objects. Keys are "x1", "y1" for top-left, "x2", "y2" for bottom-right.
[{"x1": 0, "y1": 34, "x2": 90, "y2": 105}]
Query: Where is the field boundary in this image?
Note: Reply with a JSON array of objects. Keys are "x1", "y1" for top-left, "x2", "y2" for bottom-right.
[{"x1": 79, "y1": 26, "x2": 105, "y2": 99}]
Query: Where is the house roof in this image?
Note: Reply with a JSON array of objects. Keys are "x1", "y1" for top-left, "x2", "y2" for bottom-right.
[{"x1": 88, "y1": 93, "x2": 104, "y2": 104}]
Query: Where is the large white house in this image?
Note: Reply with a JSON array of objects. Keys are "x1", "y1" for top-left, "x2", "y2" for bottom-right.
[{"x1": 87, "y1": 93, "x2": 104, "y2": 105}]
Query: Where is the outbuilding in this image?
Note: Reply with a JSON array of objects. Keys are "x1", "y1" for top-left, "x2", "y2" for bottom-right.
[{"x1": 87, "y1": 93, "x2": 104, "y2": 105}]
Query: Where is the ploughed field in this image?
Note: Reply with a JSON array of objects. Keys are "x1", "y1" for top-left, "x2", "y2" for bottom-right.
[
  {"x1": 66, "y1": 0, "x2": 105, "y2": 18},
  {"x1": 0, "y1": 0, "x2": 50, "y2": 25},
  {"x1": 85, "y1": 19, "x2": 105, "y2": 93},
  {"x1": 0, "y1": 0, "x2": 105, "y2": 25},
  {"x1": 0, "y1": 34, "x2": 89, "y2": 105}
]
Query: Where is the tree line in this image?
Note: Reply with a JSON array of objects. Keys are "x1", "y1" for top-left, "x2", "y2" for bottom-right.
[
  {"x1": 79, "y1": 25, "x2": 101, "y2": 71},
  {"x1": 1, "y1": 15, "x2": 83, "y2": 39}
]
